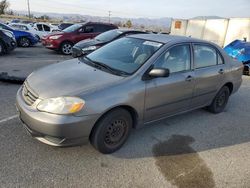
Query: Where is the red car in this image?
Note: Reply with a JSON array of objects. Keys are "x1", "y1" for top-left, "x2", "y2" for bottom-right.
[{"x1": 42, "y1": 22, "x2": 118, "y2": 55}]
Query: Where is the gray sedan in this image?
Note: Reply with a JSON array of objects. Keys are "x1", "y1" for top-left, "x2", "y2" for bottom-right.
[{"x1": 16, "y1": 34, "x2": 243, "y2": 154}]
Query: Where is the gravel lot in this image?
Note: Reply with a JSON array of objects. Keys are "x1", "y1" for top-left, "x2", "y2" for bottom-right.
[{"x1": 0, "y1": 46, "x2": 250, "y2": 188}]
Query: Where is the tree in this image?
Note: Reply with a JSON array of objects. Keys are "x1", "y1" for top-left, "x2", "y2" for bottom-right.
[
  {"x1": 0, "y1": 0, "x2": 10, "y2": 15},
  {"x1": 126, "y1": 20, "x2": 132, "y2": 28}
]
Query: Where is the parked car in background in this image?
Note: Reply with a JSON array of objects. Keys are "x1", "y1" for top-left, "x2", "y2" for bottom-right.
[
  {"x1": 224, "y1": 39, "x2": 250, "y2": 75},
  {"x1": 72, "y1": 29, "x2": 147, "y2": 57},
  {"x1": 33, "y1": 23, "x2": 60, "y2": 34},
  {"x1": 0, "y1": 29, "x2": 16, "y2": 55},
  {"x1": 0, "y1": 23, "x2": 39, "y2": 47},
  {"x1": 58, "y1": 23, "x2": 74, "y2": 30},
  {"x1": 9, "y1": 23, "x2": 44, "y2": 40},
  {"x1": 42, "y1": 22, "x2": 118, "y2": 55},
  {"x1": 11, "y1": 19, "x2": 21, "y2": 24},
  {"x1": 17, "y1": 34, "x2": 243, "y2": 154}
]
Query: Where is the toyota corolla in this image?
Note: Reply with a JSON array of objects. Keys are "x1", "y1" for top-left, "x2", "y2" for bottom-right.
[{"x1": 16, "y1": 34, "x2": 243, "y2": 154}]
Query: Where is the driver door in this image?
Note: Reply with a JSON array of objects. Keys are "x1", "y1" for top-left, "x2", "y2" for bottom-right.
[{"x1": 144, "y1": 44, "x2": 195, "y2": 122}]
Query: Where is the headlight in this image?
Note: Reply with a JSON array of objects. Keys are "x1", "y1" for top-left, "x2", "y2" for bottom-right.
[
  {"x1": 37, "y1": 97, "x2": 85, "y2": 115},
  {"x1": 3, "y1": 30, "x2": 14, "y2": 38},
  {"x1": 49, "y1": 35, "x2": 62, "y2": 40},
  {"x1": 82, "y1": 46, "x2": 97, "y2": 52}
]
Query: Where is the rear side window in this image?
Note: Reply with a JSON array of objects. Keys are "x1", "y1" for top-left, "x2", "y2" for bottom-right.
[
  {"x1": 94, "y1": 25, "x2": 115, "y2": 32},
  {"x1": 194, "y1": 45, "x2": 217, "y2": 68},
  {"x1": 43, "y1": 25, "x2": 50, "y2": 32},
  {"x1": 85, "y1": 25, "x2": 94, "y2": 33}
]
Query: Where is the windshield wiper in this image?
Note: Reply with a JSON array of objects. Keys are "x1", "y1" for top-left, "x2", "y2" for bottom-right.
[{"x1": 83, "y1": 57, "x2": 129, "y2": 76}]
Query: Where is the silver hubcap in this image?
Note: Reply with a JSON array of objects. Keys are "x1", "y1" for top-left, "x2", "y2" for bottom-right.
[{"x1": 62, "y1": 44, "x2": 72, "y2": 54}]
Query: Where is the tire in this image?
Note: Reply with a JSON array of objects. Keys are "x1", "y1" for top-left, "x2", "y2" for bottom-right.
[
  {"x1": 207, "y1": 86, "x2": 230, "y2": 114},
  {"x1": 90, "y1": 108, "x2": 132, "y2": 154},
  {"x1": 0, "y1": 41, "x2": 5, "y2": 55},
  {"x1": 60, "y1": 42, "x2": 73, "y2": 55},
  {"x1": 18, "y1": 37, "x2": 31, "y2": 47}
]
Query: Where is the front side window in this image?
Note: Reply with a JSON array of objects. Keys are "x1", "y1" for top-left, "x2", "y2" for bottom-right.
[
  {"x1": 154, "y1": 44, "x2": 191, "y2": 73},
  {"x1": 84, "y1": 37, "x2": 163, "y2": 75},
  {"x1": 194, "y1": 45, "x2": 217, "y2": 68}
]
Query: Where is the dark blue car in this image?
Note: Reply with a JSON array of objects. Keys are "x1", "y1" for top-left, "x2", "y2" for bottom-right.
[
  {"x1": 224, "y1": 39, "x2": 250, "y2": 75},
  {"x1": 0, "y1": 23, "x2": 38, "y2": 47}
]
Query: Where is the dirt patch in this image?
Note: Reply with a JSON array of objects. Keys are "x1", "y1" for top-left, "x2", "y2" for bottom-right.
[{"x1": 152, "y1": 135, "x2": 215, "y2": 188}]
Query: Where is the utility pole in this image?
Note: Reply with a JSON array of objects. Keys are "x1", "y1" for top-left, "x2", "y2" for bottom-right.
[
  {"x1": 108, "y1": 11, "x2": 111, "y2": 23},
  {"x1": 27, "y1": 0, "x2": 31, "y2": 19}
]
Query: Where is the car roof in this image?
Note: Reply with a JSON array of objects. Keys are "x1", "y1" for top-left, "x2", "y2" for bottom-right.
[{"x1": 129, "y1": 34, "x2": 210, "y2": 44}]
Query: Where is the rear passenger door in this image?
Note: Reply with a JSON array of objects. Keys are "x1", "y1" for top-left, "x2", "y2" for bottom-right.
[{"x1": 191, "y1": 43, "x2": 226, "y2": 108}]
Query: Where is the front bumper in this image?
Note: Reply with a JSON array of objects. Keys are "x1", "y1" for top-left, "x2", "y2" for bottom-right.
[
  {"x1": 72, "y1": 46, "x2": 83, "y2": 58},
  {"x1": 41, "y1": 38, "x2": 60, "y2": 50},
  {"x1": 16, "y1": 87, "x2": 99, "y2": 146}
]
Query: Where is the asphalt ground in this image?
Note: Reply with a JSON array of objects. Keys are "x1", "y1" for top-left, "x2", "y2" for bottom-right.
[{"x1": 0, "y1": 45, "x2": 250, "y2": 188}]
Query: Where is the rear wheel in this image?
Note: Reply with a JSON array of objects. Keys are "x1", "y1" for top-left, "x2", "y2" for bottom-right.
[
  {"x1": 60, "y1": 42, "x2": 73, "y2": 55},
  {"x1": 90, "y1": 108, "x2": 132, "y2": 154},
  {"x1": 207, "y1": 86, "x2": 230, "y2": 114},
  {"x1": 0, "y1": 41, "x2": 5, "y2": 55},
  {"x1": 18, "y1": 37, "x2": 31, "y2": 47}
]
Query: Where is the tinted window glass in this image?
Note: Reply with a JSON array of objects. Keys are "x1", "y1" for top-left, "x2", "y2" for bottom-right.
[
  {"x1": 194, "y1": 45, "x2": 217, "y2": 68},
  {"x1": 154, "y1": 45, "x2": 191, "y2": 73},
  {"x1": 43, "y1": 25, "x2": 50, "y2": 32},
  {"x1": 85, "y1": 25, "x2": 94, "y2": 33},
  {"x1": 85, "y1": 38, "x2": 162, "y2": 74},
  {"x1": 36, "y1": 24, "x2": 43, "y2": 31}
]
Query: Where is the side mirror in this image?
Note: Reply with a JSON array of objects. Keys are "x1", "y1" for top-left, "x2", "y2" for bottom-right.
[{"x1": 148, "y1": 68, "x2": 170, "y2": 78}]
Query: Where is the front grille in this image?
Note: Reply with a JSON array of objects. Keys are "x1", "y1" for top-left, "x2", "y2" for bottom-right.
[{"x1": 22, "y1": 82, "x2": 38, "y2": 106}]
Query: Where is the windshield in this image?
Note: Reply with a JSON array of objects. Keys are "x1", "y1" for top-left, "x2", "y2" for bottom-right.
[
  {"x1": 63, "y1": 24, "x2": 82, "y2": 33},
  {"x1": 95, "y1": 30, "x2": 122, "y2": 42},
  {"x1": 0, "y1": 23, "x2": 13, "y2": 31},
  {"x1": 85, "y1": 37, "x2": 163, "y2": 75}
]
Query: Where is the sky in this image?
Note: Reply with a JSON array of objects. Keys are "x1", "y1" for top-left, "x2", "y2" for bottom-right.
[{"x1": 8, "y1": 0, "x2": 250, "y2": 19}]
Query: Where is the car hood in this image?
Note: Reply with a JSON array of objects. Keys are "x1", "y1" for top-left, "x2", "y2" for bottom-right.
[
  {"x1": 13, "y1": 29, "x2": 31, "y2": 35},
  {"x1": 74, "y1": 38, "x2": 103, "y2": 48},
  {"x1": 45, "y1": 31, "x2": 65, "y2": 38},
  {"x1": 26, "y1": 59, "x2": 124, "y2": 98}
]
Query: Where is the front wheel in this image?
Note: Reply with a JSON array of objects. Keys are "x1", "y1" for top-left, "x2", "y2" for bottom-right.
[
  {"x1": 90, "y1": 108, "x2": 132, "y2": 154},
  {"x1": 207, "y1": 86, "x2": 230, "y2": 114},
  {"x1": 18, "y1": 37, "x2": 31, "y2": 47},
  {"x1": 60, "y1": 42, "x2": 73, "y2": 55}
]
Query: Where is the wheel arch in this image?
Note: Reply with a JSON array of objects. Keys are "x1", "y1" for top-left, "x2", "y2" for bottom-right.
[
  {"x1": 223, "y1": 82, "x2": 233, "y2": 94},
  {"x1": 89, "y1": 105, "x2": 139, "y2": 140}
]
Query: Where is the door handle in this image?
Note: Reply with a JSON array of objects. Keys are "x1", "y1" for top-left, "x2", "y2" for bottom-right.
[
  {"x1": 218, "y1": 69, "x2": 224, "y2": 74},
  {"x1": 185, "y1": 75, "x2": 193, "y2": 82}
]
